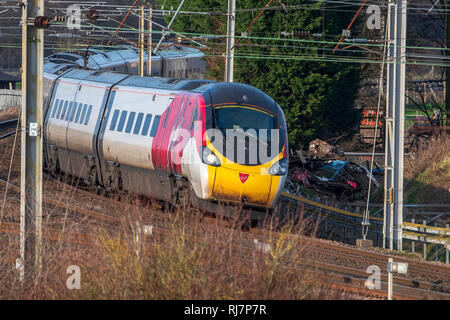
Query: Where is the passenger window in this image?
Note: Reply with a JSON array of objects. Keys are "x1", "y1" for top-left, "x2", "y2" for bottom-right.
[
  {"x1": 51, "y1": 99, "x2": 59, "y2": 118},
  {"x1": 65, "y1": 102, "x2": 73, "y2": 121},
  {"x1": 125, "y1": 111, "x2": 135, "y2": 133},
  {"x1": 84, "y1": 105, "x2": 92, "y2": 125},
  {"x1": 79, "y1": 104, "x2": 87, "y2": 124},
  {"x1": 141, "y1": 114, "x2": 152, "y2": 136},
  {"x1": 133, "y1": 112, "x2": 144, "y2": 134},
  {"x1": 60, "y1": 100, "x2": 68, "y2": 120},
  {"x1": 109, "y1": 110, "x2": 120, "y2": 131},
  {"x1": 74, "y1": 103, "x2": 83, "y2": 123},
  {"x1": 56, "y1": 100, "x2": 64, "y2": 119},
  {"x1": 117, "y1": 110, "x2": 127, "y2": 132},
  {"x1": 150, "y1": 115, "x2": 161, "y2": 137},
  {"x1": 70, "y1": 102, "x2": 77, "y2": 121}
]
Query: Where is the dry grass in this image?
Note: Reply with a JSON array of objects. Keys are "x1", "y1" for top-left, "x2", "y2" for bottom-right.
[
  {"x1": 0, "y1": 191, "x2": 330, "y2": 299},
  {"x1": 0, "y1": 106, "x2": 19, "y2": 122},
  {"x1": 404, "y1": 134, "x2": 450, "y2": 204}
]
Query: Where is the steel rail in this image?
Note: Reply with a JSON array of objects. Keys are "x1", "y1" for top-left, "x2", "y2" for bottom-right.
[{"x1": 1, "y1": 176, "x2": 449, "y2": 299}]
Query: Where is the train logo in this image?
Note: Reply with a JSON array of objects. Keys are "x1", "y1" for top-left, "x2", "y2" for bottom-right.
[{"x1": 239, "y1": 173, "x2": 249, "y2": 184}]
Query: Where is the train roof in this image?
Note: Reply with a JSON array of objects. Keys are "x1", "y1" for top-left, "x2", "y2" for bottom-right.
[
  {"x1": 196, "y1": 82, "x2": 278, "y2": 114},
  {"x1": 50, "y1": 67, "x2": 277, "y2": 106},
  {"x1": 54, "y1": 68, "x2": 214, "y2": 91},
  {"x1": 44, "y1": 45, "x2": 204, "y2": 70},
  {"x1": 119, "y1": 75, "x2": 213, "y2": 90},
  {"x1": 61, "y1": 69, "x2": 129, "y2": 84}
]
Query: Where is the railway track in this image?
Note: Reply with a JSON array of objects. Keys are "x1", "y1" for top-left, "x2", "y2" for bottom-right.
[
  {"x1": 0, "y1": 118, "x2": 448, "y2": 299},
  {"x1": 0, "y1": 119, "x2": 18, "y2": 129},
  {"x1": 0, "y1": 118, "x2": 18, "y2": 140},
  {"x1": 1, "y1": 176, "x2": 449, "y2": 299},
  {"x1": 1, "y1": 218, "x2": 448, "y2": 299}
]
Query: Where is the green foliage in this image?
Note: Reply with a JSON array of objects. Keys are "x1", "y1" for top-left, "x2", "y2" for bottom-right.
[{"x1": 158, "y1": 0, "x2": 361, "y2": 149}]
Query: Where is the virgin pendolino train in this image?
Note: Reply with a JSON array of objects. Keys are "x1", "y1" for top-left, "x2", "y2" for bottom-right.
[{"x1": 42, "y1": 47, "x2": 288, "y2": 215}]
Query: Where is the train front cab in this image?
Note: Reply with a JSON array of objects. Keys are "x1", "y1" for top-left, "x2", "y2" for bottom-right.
[{"x1": 200, "y1": 83, "x2": 288, "y2": 212}]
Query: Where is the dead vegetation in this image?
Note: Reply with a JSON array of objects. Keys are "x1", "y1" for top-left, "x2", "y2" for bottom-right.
[
  {"x1": 0, "y1": 191, "x2": 332, "y2": 299},
  {"x1": 404, "y1": 134, "x2": 450, "y2": 204}
]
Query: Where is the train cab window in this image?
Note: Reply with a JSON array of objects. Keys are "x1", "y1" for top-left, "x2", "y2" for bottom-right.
[
  {"x1": 51, "y1": 99, "x2": 59, "y2": 118},
  {"x1": 79, "y1": 104, "x2": 88, "y2": 124},
  {"x1": 65, "y1": 102, "x2": 73, "y2": 121},
  {"x1": 141, "y1": 114, "x2": 153, "y2": 136},
  {"x1": 74, "y1": 103, "x2": 83, "y2": 123},
  {"x1": 56, "y1": 100, "x2": 64, "y2": 119},
  {"x1": 125, "y1": 111, "x2": 136, "y2": 133},
  {"x1": 60, "y1": 101, "x2": 69, "y2": 120},
  {"x1": 117, "y1": 110, "x2": 128, "y2": 132},
  {"x1": 133, "y1": 112, "x2": 144, "y2": 134},
  {"x1": 150, "y1": 115, "x2": 160, "y2": 137},
  {"x1": 109, "y1": 110, "x2": 120, "y2": 131},
  {"x1": 84, "y1": 105, "x2": 92, "y2": 125}
]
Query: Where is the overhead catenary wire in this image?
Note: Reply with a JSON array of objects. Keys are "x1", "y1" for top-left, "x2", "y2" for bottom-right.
[
  {"x1": 231, "y1": 0, "x2": 276, "y2": 50},
  {"x1": 105, "y1": 0, "x2": 140, "y2": 46}
]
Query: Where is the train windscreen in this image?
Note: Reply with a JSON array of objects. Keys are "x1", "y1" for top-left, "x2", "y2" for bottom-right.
[
  {"x1": 210, "y1": 105, "x2": 283, "y2": 165},
  {"x1": 214, "y1": 106, "x2": 276, "y2": 141}
]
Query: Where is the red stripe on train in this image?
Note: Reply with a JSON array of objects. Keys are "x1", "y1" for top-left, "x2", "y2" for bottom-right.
[{"x1": 151, "y1": 92, "x2": 205, "y2": 175}]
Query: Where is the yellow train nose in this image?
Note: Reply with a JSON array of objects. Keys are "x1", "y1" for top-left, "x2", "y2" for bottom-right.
[{"x1": 210, "y1": 166, "x2": 273, "y2": 206}]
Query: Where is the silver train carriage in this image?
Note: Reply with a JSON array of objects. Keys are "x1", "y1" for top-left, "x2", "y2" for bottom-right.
[
  {"x1": 44, "y1": 45, "x2": 205, "y2": 79},
  {"x1": 42, "y1": 67, "x2": 288, "y2": 214}
]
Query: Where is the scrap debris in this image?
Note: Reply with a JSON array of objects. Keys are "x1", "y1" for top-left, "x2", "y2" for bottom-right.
[{"x1": 285, "y1": 140, "x2": 384, "y2": 202}]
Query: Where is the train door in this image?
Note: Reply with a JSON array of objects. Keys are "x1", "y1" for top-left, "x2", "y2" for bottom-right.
[
  {"x1": 44, "y1": 78, "x2": 81, "y2": 175},
  {"x1": 65, "y1": 82, "x2": 111, "y2": 181}
]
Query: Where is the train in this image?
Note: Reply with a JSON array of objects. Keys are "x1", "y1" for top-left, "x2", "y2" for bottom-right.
[
  {"x1": 44, "y1": 45, "x2": 206, "y2": 79},
  {"x1": 42, "y1": 46, "x2": 288, "y2": 216}
]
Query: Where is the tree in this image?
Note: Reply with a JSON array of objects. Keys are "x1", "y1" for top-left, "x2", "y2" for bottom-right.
[{"x1": 159, "y1": 0, "x2": 361, "y2": 149}]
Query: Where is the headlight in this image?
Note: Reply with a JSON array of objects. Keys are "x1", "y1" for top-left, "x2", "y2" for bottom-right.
[
  {"x1": 202, "y1": 146, "x2": 221, "y2": 167},
  {"x1": 268, "y1": 158, "x2": 288, "y2": 175}
]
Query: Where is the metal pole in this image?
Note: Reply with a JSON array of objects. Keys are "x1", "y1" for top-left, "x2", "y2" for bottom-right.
[
  {"x1": 423, "y1": 220, "x2": 427, "y2": 260},
  {"x1": 446, "y1": 0, "x2": 450, "y2": 134},
  {"x1": 147, "y1": 6, "x2": 152, "y2": 76},
  {"x1": 446, "y1": 224, "x2": 449, "y2": 264},
  {"x1": 225, "y1": 0, "x2": 235, "y2": 82},
  {"x1": 20, "y1": 0, "x2": 44, "y2": 282},
  {"x1": 388, "y1": 257, "x2": 393, "y2": 300},
  {"x1": 139, "y1": 4, "x2": 144, "y2": 77},
  {"x1": 434, "y1": 222, "x2": 439, "y2": 261},
  {"x1": 383, "y1": 0, "x2": 407, "y2": 251},
  {"x1": 411, "y1": 218, "x2": 415, "y2": 252},
  {"x1": 383, "y1": 1, "x2": 394, "y2": 250},
  {"x1": 392, "y1": 0, "x2": 407, "y2": 251}
]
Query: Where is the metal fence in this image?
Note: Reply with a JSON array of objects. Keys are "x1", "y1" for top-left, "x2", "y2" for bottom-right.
[
  {"x1": 0, "y1": 89, "x2": 21, "y2": 110},
  {"x1": 281, "y1": 193, "x2": 450, "y2": 263}
]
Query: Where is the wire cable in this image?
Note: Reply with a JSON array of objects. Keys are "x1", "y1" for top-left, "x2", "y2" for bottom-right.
[
  {"x1": 362, "y1": 12, "x2": 388, "y2": 240},
  {"x1": 0, "y1": 109, "x2": 21, "y2": 227}
]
